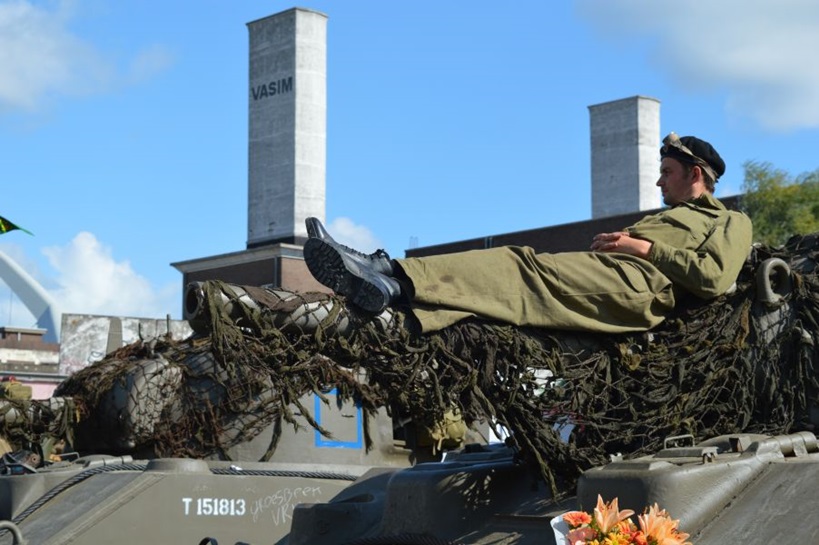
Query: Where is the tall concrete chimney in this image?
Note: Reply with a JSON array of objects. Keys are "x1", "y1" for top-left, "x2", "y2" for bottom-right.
[
  {"x1": 246, "y1": 8, "x2": 327, "y2": 248},
  {"x1": 589, "y1": 96, "x2": 661, "y2": 219}
]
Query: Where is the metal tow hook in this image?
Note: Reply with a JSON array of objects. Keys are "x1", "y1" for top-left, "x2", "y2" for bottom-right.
[
  {"x1": 0, "y1": 521, "x2": 28, "y2": 545},
  {"x1": 757, "y1": 257, "x2": 792, "y2": 307}
]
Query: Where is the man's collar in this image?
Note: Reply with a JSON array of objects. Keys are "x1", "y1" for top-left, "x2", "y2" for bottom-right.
[{"x1": 680, "y1": 192, "x2": 726, "y2": 212}]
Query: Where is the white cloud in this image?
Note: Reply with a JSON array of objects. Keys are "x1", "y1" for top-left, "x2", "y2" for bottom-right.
[
  {"x1": 327, "y1": 217, "x2": 384, "y2": 254},
  {"x1": 126, "y1": 43, "x2": 176, "y2": 85},
  {"x1": 3, "y1": 233, "x2": 180, "y2": 330},
  {"x1": 575, "y1": 0, "x2": 819, "y2": 131},
  {"x1": 0, "y1": 0, "x2": 110, "y2": 111},
  {"x1": 41, "y1": 232, "x2": 179, "y2": 319},
  {"x1": 0, "y1": 0, "x2": 174, "y2": 113}
]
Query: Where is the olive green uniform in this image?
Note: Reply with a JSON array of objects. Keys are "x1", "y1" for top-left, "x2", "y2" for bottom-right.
[{"x1": 397, "y1": 193, "x2": 753, "y2": 333}]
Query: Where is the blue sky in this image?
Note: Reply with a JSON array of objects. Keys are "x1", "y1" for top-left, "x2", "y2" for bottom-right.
[{"x1": 2, "y1": 0, "x2": 819, "y2": 329}]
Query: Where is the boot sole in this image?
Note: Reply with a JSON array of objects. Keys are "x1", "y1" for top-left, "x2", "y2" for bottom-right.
[
  {"x1": 303, "y1": 237, "x2": 356, "y2": 294},
  {"x1": 303, "y1": 238, "x2": 388, "y2": 313}
]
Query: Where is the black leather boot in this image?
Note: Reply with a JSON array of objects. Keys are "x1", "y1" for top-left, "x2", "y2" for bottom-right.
[{"x1": 303, "y1": 217, "x2": 402, "y2": 314}]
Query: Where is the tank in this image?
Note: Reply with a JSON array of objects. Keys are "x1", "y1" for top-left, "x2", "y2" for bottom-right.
[
  {"x1": 1, "y1": 234, "x2": 817, "y2": 544},
  {"x1": 0, "y1": 284, "x2": 485, "y2": 544}
]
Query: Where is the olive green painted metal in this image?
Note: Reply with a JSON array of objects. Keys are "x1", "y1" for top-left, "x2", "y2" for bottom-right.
[
  {"x1": 287, "y1": 431, "x2": 819, "y2": 545},
  {"x1": 0, "y1": 394, "x2": 416, "y2": 545}
]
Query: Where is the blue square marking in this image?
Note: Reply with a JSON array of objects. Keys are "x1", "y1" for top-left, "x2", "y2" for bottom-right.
[{"x1": 314, "y1": 388, "x2": 363, "y2": 449}]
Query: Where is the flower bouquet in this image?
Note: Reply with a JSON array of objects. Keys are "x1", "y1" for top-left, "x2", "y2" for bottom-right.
[{"x1": 552, "y1": 495, "x2": 692, "y2": 545}]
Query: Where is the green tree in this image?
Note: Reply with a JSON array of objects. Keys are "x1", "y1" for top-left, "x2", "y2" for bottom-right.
[{"x1": 740, "y1": 161, "x2": 819, "y2": 246}]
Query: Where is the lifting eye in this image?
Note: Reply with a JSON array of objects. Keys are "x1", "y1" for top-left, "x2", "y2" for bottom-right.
[{"x1": 756, "y1": 257, "x2": 792, "y2": 307}]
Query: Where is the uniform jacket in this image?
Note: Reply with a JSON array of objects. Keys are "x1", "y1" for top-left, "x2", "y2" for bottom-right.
[{"x1": 397, "y1": 193, "x2": 753, "y2": 334}]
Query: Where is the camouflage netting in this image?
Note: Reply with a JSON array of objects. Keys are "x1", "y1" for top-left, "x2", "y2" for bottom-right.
[{"x1": 5, "y1": 235, "x2": 819, "y2": 496}]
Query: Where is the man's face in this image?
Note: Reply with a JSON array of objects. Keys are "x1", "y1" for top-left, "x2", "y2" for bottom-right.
[{"x1": 656, "y1": 157, "x2": 697, "y2": 205}]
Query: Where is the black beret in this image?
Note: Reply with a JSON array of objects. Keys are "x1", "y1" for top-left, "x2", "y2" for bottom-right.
[{"x1": 661, "y1": 133, "x2": 725, "y2": 180}]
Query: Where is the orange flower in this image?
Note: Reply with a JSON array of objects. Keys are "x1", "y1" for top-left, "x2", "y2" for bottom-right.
[
  {"x1": 615, "y1": 519, "x2": 636, "y2": 534},
  {"x1": 629, "y1": 530, "x2": 648, "y2": 545},
  {"x1": 602, "y1": 532, "x2": 631, "y2": 545},
  {"x1": 593, "y1": 495, "x2": 634, "y2": 535},
  {"x1": 566, "y1": 526, "x2": 596, "y2": 544},
  {"x1": 563, "y1": 510, "x2": 593, "y2": 528},
  {"x1": 558, "y1": 499, "x2": 689, "y2": 545},
  {"x1": 637, "y1": 503, "x2": 691, "y2": 545}
]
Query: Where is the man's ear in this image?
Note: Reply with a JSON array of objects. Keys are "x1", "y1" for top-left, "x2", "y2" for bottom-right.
[{"x1": 690, "y1": 164, "x2": 702, "y2": 182}]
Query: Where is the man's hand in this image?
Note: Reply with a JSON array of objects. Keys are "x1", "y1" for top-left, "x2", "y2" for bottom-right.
[{"x1": 591, "y1": 232, "x2": 653, "y2": 259}]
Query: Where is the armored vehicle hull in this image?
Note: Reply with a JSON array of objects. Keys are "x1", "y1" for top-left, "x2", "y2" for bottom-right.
[{"x1": 2, "y1": 236, "x2": 819, "y2": 544}]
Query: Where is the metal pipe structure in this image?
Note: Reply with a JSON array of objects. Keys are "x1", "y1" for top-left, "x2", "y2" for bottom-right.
[{"x1": 0, "y1": 251, "x2": 62, "y2": 343}]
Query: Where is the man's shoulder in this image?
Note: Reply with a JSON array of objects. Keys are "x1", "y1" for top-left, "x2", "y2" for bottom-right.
[
  {"x1": 690, "y1": 196, "x2": 753, "y2": 233},
  {"x1": 690, "y1": 192, "x2": 727, "y2": 210},
  {"x1": 683, "y1": 193, "x2": 751, "y2": 220}
]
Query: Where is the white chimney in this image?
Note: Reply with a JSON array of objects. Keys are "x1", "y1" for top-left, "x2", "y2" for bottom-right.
[
  {"x1": 589, "y1": 96, "x2": 661, "y2": 218},
  {"x1": 246, "y1": 8, "x2": 328, "y2": 247}
]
